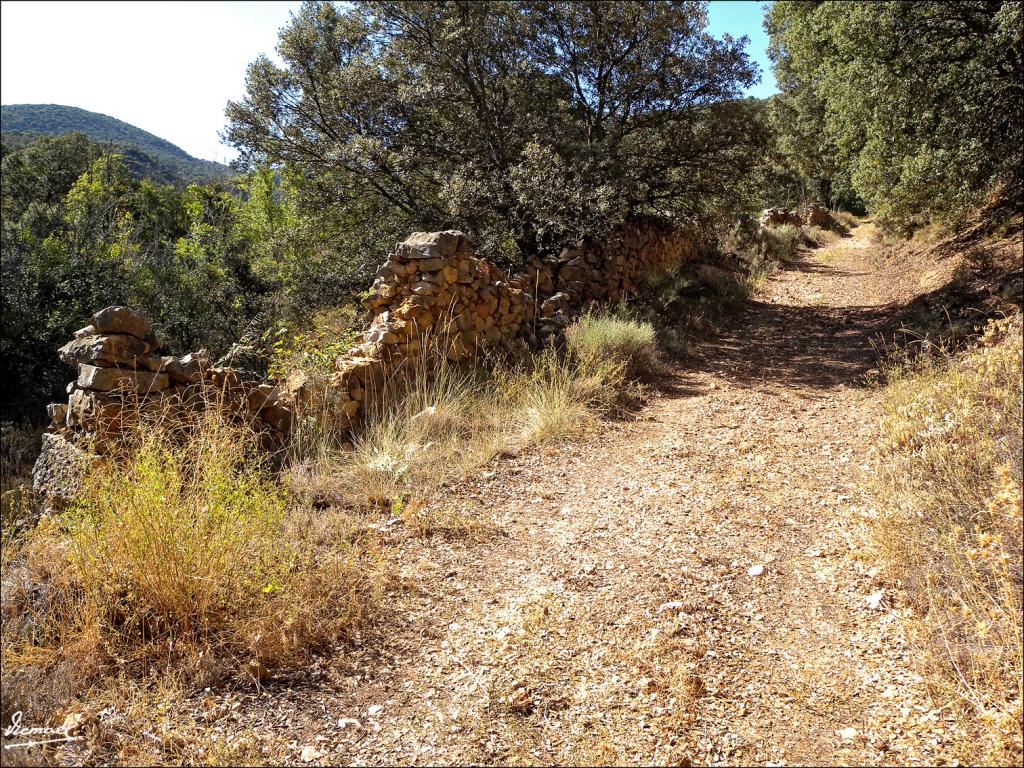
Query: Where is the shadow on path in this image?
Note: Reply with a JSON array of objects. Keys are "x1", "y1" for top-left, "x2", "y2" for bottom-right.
[{"x1": 664, "y1": 249, "x2": 915, "y2": 392}]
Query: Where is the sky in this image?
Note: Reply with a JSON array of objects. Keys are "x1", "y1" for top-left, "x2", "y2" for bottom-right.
[{"x1": 1, "y1": 0, "x2": 777, "y2": 164}]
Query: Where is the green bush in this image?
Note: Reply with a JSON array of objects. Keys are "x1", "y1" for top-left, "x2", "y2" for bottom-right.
[{"x1": 759, "y1": 224, "x2": 805, "y2": 260}]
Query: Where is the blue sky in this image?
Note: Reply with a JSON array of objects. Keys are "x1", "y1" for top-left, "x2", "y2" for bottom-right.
[
  {"x1": 1, "y1": 1, "x2": 777, "y2": 163},
  {"x1": 707, "y1": 1, "x2": 777, "y2": 99}
]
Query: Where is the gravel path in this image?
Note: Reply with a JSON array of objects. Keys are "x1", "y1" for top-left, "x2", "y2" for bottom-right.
[{"x1": 212, "y1": 227, "x2": 963, "y2": 766}]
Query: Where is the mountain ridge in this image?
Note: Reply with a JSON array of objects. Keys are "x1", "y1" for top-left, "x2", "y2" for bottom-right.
[{"x1": 1, "y1": 103, "x2": 230, "y2": 184}]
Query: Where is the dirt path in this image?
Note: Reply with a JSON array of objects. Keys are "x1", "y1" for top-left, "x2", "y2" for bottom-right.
[{"x1": 219, "y1": 226, "x2": 961, "y2": 766}]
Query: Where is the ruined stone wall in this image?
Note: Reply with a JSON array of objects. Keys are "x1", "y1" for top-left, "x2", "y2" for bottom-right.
[
  {"x1": 318, "y1": 219, "x2": 705, "y2": 433},
  {"x1": 35, "y1": 221, "x2": 705, "y2": 500}
]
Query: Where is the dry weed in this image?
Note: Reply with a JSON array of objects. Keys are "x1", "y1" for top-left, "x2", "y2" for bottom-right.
[{"x1": 874, "y1": 314, "x2": 1023, "y2": 765}]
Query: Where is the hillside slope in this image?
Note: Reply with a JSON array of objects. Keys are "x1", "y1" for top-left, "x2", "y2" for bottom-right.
[{"x1": 0, "y1": 104, "x2": 229, "y2": 183}]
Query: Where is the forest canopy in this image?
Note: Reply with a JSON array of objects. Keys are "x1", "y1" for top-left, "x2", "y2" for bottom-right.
[
  {"x1": 765, "y1": 0, "x2": 1023, "y2": 230},
  {"x1": 225, "y1": 0, "x2": 769, "y2": 267}
]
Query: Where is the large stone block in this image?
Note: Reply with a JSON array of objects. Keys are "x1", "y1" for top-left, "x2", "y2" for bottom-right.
[
  {"x1": 77, "y1": 364, "x2": 169, "y2": 393},
  {"x1": 58, "y1": 334, "x2": 150, "y2": 367},
  {"x1": 68, "y1": 388, "x2": 123, "y2": 426},
  {"x1": 164, "y1": 351, "x2": 209, "y2": 384},
  {"x1": 91, "y1": 306, "x2": 153, "y2": 340},
  {"x1": 397, "y1": 231, "x2": 464, "y2": 259}
]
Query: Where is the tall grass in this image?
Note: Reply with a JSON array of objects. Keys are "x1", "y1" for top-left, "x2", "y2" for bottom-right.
[
  {"x1": 1, "y1": 406, "x2": 380, "y2": 723},
  {"x1": 294, "y1": 313, "x2": 637, "y2": 511},
  {"x1": 566, "y1": 312, "x2": 661, "y2": 380},
  {"x1": 874, "y1": 315, "x2": 1023, "y2": 765}
]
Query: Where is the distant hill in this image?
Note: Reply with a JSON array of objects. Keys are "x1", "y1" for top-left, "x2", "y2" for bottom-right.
[{"x1": 1, "y1": 104, "x2": 230, "y2": 184}]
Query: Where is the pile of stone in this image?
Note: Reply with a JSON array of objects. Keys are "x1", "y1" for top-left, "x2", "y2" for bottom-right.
[
  {"x1": 360, "y1": 230, "x2": 534, "y2": 360},
  {"x1": 760, "y1": 207, "x2": 803, "y2": 228},
  {"x1": 35, "y1": 306, "x2": 302, "y2": 507},
  {"x1": 322, "y1": 231, "x2": 534, "y2": 434},
  {"x1": 517, "y1": 220, "x2": 704, "y2": 337},
  {"x1": 51, "y1": 306, "x2": 195, "y2": 441},
  {"x1": 55, "y1": 306, "x2": 299, "y2": 446},
  {"x1": 801, "y1": 202, "x2": 838, "y2": 230}
]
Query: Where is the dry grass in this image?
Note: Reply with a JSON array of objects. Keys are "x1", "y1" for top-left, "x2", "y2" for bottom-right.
[
  {"x1": 759, "y1": 224, "x2": 805, "y2": 260},
  {"x1": 803, "y1": 224, "x2": 842, "y2": 246},
  {"x1": 1, "y1": 406, "x2": 382, "y2": 737},
  {"x1": 734, "y1": 261, "x2": 777, "y2": 302},
  {"x1": 1, "y1": 312, "x2": 653, "y2": 761},
  {"x1": 298, "y1": 316, "x2": 630, "y2": 510},
  {"x1": 833, "y1": 210, "x2": 861, "y2": 230},
  {"x1": 874, "y1": 314, "x2": 1023, "y2": 765},
  {"x1": 565, "y1": 312, "x2": 661, "y2": 381}
]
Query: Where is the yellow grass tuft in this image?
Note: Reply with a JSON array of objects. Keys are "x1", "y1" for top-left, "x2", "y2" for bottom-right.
[{"x1": 1, "y1": 405, "x2": 381, "y2": 726}]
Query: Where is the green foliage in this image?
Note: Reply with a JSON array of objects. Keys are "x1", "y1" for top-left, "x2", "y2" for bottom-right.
[
  {"x1": 0, "y1": 128, "x2": 375, "y2": 424},
  {"x1": 1, "y1": 104, "x2": 229, "y2": 184},
  {"x1": 758, "y1": 223, "x2": 806, "y2": 261},
  {"x1": 766, "y1": 1, "x2": 1023, "y2": 231},
  {"x1": 0, "y1": 138, "x2": 278, "y2": 422},
  {"x1": 226, "y1": 0, "x2": 768, "y2": 270}
]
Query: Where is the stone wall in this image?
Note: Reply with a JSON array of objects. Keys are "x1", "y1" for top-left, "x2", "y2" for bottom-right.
[
  {"x1": 760, "y1": 204, "x2": 838, "y2": 230},
  {"x1": 318, "y1": 219, "x2": 705, "y2": 433},
  {"x1": 39, "y1": 306, "x2": 295, "y2": 461},
  {"x1": 35, "y1": 221, "x2": 706, "y2": 501}
]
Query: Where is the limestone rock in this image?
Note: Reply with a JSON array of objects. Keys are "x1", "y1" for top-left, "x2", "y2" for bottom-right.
[
  {"x1": 58, "y1": 334, "x2": 150, "y2": 367},
  {"x1": 91, "y1": 306, "x2": 153, "y2": 340},
  {"x1": 32, "y1": 432, "x2": 98, "y2": 509},
  {"x1": 68, "y1": 388, "x2": 123, "y2": 427},
  {"x1": 802, "y1": 203, "x2": 837, "y2": 229},
  {"x1": 760, "y1": 208, "x2": 802, "y2": 228},
  {"x1": 246, "y1": 383, "x2": 280, "y2": 412},
  {"x1": 47, "y1": 402, "x2": 68, "y2": 426},
  {"x1": 398, "y1": 231, "x2": 463, "y2": 259},
  {"x1": 164, "y1": 351, "x2": 209, "y2": 384},
  {"x1": 77, "y1": 364, "x2": 169, "y2": 393}
]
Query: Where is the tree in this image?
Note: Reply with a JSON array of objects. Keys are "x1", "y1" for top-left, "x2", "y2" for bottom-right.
[
  {"x1": 766, "y1": 1, "x2": 1023, "y2": 230},
  {"x1": 0, "y1": 138, "x2": 277, "y2": 422},
  {"x1": 225, "y1": 0, "x2": 767, "y2": 268}
]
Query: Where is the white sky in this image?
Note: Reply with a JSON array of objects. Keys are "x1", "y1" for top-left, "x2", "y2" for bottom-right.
[
  {"x1": 1, "y1": 1, "x2": 302, "y2": 163},
  {"x1": 1, "y1": 1, "x2": 775, "y2": 165}
]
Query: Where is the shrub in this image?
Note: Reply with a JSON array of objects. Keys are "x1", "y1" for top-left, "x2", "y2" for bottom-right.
[
  {"x1": 566, "y1": 313, "x2": 661, "y2": 381},
  {"x1": 833, "y1": 210, "x2": 860, "y2": 230},
  {"x1": 874, "y1": 315, "x2": 1023, "y2": 764},
  {"x1": 338, "y1": 356, "x2": 482, "y2": 505},
  {"x1": 758, "y1": 224, "x2": 805, "y2": 260},
  {"x1": 500, "y1": 346, "x2": 623, "y2": 446},
  {"x1": 0, "y1": 421, "x2": 40, "y2": 528},
  {"x1": 802, "y1": 224, "x2": 840, "y2": 246}
]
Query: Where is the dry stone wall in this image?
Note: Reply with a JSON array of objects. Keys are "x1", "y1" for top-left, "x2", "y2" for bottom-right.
[
  {"x1": 321, "y1": 219, "x2": 705, "y2": 432},
  {"x1": 35, "y1": 221, "x2": 706, "y2": 502},
  {"x1": 760, "y1": 204, "x2": 838, "y2": 230},
  {"x1": 36, "y1": 306, "x2": 298, "y2": 506}
]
